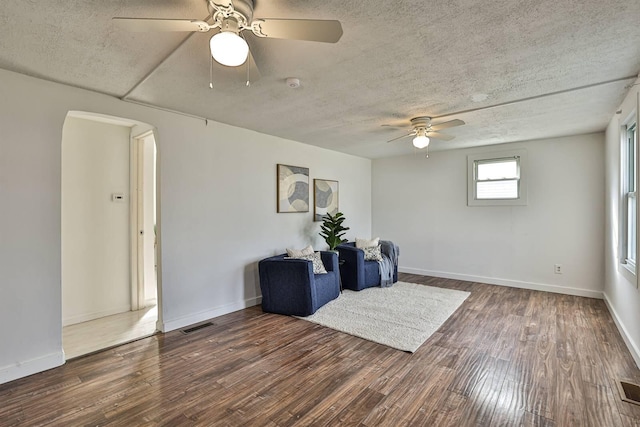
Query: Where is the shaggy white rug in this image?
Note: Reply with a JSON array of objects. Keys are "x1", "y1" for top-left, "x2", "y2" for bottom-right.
[{"x1": 300, "y1": 281, "x2": 470, "y2": 352}]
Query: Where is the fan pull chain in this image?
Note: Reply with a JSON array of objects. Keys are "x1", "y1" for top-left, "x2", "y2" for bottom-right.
[
  {"x1": 425, "y1": 145, "x2": 429, "y2": 158},
  {"x1": 209, "y1": 54, "x2": 214, "y2": 89},
  {"x1": 242, "y1": 32, "x2": 251, "y2": 87}
]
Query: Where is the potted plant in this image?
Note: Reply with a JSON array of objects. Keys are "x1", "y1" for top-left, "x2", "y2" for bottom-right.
[{"x1": 319, "y1": 212, "x2": 350, "y2": 251}]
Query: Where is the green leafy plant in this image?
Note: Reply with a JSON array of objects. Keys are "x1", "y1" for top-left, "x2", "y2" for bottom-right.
[{"x1": 319, "y1": 212, "x2": 350, "y2": 251}]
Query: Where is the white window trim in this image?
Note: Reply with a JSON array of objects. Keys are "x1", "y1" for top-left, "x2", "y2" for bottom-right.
[
  {"x1": 620, "y1": 114, "x2": 637, "y2": 277},
  {"x1": 467, "y1": 149, "x2": 528, "y2": 207}
]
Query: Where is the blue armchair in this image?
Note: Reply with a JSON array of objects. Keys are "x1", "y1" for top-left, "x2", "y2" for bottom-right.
[
  {"x1": 258, "y1": 251, "x2": 340, "y2": 316},
  {"x1": 337, "y1": 242, "x2": 399, "y2": 291}
]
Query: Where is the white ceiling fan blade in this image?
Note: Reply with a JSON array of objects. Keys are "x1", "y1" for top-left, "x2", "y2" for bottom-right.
[
  {"x1": 254, "y1": 19, "x2": 343, "y2": 43},
  {"x1": 387, "y1": 132, "x2": 415, "y2": 143},
  {"x1": 112, "y1": 18, "x2": 210, "y2": 32},
  {"x1": 430, "y1": 119, "x2": 465, "y2": 131},
  {"x1": 426, "y1": 131, "x2": 455, "y2": 141}
]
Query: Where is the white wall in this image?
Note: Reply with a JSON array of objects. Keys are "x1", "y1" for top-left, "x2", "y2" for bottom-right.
[
  {"x1": 62, "y1": 117, "x2": 132, "y2": 325},
  {"x1": 373, "y1": 134, "x2": 605, "y2": 297},
  {"x1": 0, "y1": 69, "x2": 372, "y2": 384},
  {"x1": 141, "y1": 133, "x2": 157, "y2": 305},
  {"x1": 604, "y1": 77, "x2": 640, "y2": 366}
]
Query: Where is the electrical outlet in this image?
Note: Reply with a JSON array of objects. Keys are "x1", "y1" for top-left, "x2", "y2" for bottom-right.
[{"x1": 554, "y1": 264, "x2": 562, "y2": 274}]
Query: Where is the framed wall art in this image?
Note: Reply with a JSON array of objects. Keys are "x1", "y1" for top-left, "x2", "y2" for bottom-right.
[
  {"x1": 277, "y1": 164, "x2": 309, "y2": 213},
  {"x1": 314, "y1": 179, "x2": 339, "y2": 221}
]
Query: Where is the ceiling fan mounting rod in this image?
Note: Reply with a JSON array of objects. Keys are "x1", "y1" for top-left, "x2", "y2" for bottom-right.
[
  {"x1": 208, "y1": 0, "x2": 234, "y2": 16},
  {"x1": 208, "y1": 0, "x2": 252, "y2": 29},
  {"x1": 207, "y1": 0, "x2": 233, "y2": 12},
  {"x1": 207, "y1": 0, "x2": 272, "y2": 38},
  {"x1": 410, "y1": 116, "x2": 432, "y2": 129}
]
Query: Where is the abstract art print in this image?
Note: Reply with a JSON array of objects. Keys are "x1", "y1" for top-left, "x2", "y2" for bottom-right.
[
  {"x1": 277, "y1": 164, "x2": 309, "y2": 212},
  {"x1": 314, "y1": 179, "x2": 339, "y2": 221}
]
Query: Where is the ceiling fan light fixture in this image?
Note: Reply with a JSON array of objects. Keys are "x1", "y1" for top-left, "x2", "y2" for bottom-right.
[
  {"x1": 412, "y1": 129, "x2": 430, "y2": 149},
  {"x1": 210, "y1": 31, "x2": 249, "y2": 67}
]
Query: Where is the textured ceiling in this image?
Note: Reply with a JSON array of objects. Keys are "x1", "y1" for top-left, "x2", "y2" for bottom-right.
[{"x1": 1, "y1": 0, "x2": 639, "y2": 158}]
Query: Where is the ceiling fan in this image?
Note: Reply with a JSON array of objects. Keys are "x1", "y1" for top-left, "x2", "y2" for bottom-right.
[
  {"x1": 113, "y1": 0, "x2": 343, "y2": 68},
  {"x1": 386, "y1": 117, "x2": 465, "y2": 149}
]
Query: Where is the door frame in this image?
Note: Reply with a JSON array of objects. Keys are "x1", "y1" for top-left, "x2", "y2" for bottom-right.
[{"x1": 130, "y1": 129, "x2": 156, "y2": 311}]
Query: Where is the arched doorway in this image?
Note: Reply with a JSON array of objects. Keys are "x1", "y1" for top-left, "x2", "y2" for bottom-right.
[{"x1": 61, "y1": 111, "x2": 162, "y2": 359}]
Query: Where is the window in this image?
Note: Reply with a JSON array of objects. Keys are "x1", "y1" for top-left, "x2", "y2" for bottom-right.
[
  {"x1": 467, "y1": 150, "x2": 528, "y2": 206},
  {"x1": 622, "y1": 121, "x2": 637, "y2": 273}
]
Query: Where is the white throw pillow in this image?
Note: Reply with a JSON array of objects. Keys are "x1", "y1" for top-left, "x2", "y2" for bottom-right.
[
  {"x1": 356, "y1": 237, "x2": 380, "y2": 249},
  {"x1": 286, "y1": 245, "x2": 314, "y2": 257}
]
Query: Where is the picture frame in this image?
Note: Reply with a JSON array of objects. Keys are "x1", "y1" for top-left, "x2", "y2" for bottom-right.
[
  {"x1": 277, "y1": 164, "x2": 310, "y2": 213},
  {"x1": 314, "y1": 179, "x2": 339, "y2": 221}
]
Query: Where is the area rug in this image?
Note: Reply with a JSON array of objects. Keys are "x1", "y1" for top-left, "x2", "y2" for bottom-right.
[{"x1": 299, "y1": 281, "x2": 470, "y2": 352}]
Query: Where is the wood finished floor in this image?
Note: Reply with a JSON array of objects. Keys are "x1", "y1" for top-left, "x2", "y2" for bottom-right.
[
  {"x1": 63, "y1": 305, "x2": 158, "y2": 359},
  {"x1": 2, "y1": 273, "x2": 640, "y2": 426}
]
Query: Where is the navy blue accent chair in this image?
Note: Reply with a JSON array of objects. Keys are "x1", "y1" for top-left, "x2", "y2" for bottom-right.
[
  {"x1": 337, "y1": 242, "x2": 398, "y2": 291},
  {"x1": 258, "y1": 251, "x2": 340, "y2": 317}
]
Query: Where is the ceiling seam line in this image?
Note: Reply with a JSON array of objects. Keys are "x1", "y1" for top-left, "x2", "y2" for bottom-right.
[
  {"x1": 120, "y1": 12, "x2": 213, "y2": 101},
  {"x1": 123, "y1": 99, "x2": 208, "y2": 122},
  {"x1": 0, "y1": 67, "x2": 209, "y2": 123},
  {"x1": 432, "y1": 75, "x2": 639, "y2": 119},
  {"x1": 120, "y1": 33, "x2": 197, "y2": 101},
  {"x1": 0, "y1": 67, "x2": 120, "y2": 99}
]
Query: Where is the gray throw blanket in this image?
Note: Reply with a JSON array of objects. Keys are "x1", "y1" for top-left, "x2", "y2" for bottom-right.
[{"x1": 379, "y1": 240, "x2": 399, "y2": 287}]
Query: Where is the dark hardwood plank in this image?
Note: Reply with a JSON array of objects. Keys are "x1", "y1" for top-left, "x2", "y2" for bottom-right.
[
  {"x1": 583, "y1": 382, "x2": 625, "y2": 427},
  {"x1": 489, "y1": 379, "x2": 527, "y2": 426},
  {"x1": 522, "y1": 410, "x2": 556, "y2": 427},
  {"x1": 457, "y1": 356, "x2": 509, "y2": 426},
  {"x1": 419, "y1": 390, "x2": 467, "y2": 427},
  {"x1": 359, "y1": 364, "x2": 454, "y2": 427},
  {"x1": 1, "y1": 274, "x2": 639, "y2": 426}
]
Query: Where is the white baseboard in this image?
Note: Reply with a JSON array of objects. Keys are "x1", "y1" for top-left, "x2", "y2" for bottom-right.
[
  {"x1": 63, "y1": 304, "x2": 131, "y2": 327},
  {"x1": 399, "y1": 266, "x2": 604, "y2": 299},
  {"x1": 0, "y1": 351, "x2": 65, "y2": 385},
  {"x1": 603, "y1": 292, "x2": 640, "y2": 369},
  {"x1": 160, "y1": 296, "x2": 262, "y2": 332}
]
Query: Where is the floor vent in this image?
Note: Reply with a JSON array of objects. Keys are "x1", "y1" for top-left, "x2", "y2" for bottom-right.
[
  {"x1": 618, "y1": 380, "x2": 640, "y2": 405},
  {"x1": 181, "y1": 322, "x2": 214, "y2": 334}
]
